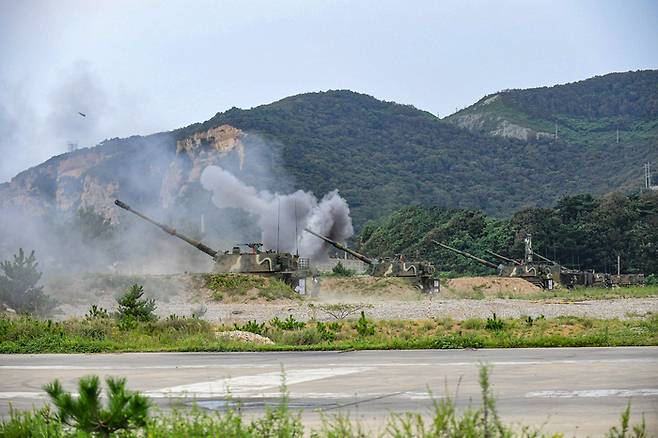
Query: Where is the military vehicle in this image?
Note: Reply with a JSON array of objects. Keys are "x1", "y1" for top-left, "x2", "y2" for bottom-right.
[
  {"x1": 434, "y1": 235, "x2": 644, "y2": 289},
  {"x1": 433, "y1": 240, "x2": 558, "y2": 288},
  {"x1": 114, "y1": 199, "x2": 309, "y2": 290},
  {"x1": 304, "y1": 228, "x2": 440, "y2": 293}
]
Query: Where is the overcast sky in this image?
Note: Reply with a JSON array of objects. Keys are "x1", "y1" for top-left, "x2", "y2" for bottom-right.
[{"x1": 1, "y1": 0, "x2": 657, "y2": 182}]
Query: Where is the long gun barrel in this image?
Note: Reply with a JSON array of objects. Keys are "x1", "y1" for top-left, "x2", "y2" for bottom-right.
[
  {"x1": 432, "y1": 241, "x2": 499, "y2": 269},
  {"x1": 485, "y1": 250, "x2": 522, "y2": 266},
  {"x1": 114, "y1": 199, "x2": 218, "y2": 258},
  {"x1": 304, "y1": 228, "x2": 373, "y2": 265},
  {"x1": 531, "y1": 251, "x2": 564, "y2": 267}
]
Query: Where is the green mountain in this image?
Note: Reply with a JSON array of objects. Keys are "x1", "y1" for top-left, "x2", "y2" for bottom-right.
[
  {"x1": 2, "y1": 71, "x2": 657, "y2": 232},
  {"x1": 447, "y1": 70, "x2": 658, "y2": 146}
]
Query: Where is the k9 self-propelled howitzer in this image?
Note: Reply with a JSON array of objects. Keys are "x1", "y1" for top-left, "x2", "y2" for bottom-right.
[
  {"x1": 114, "y1": 199, "x2": 309, "y2": 289},
  {"x1": 433, "y1": 240, "x2": 558, "y2": 289},
  {"x1": 305, "y1": 228, "x2": 439, "y2": 293}
]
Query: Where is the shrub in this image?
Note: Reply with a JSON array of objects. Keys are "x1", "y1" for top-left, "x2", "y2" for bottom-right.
[
  {"x1": 270, "y1": 315, "x2": 305, "y2": 330},
  {"x1": 311, "y1": 302, "x2": 371, "y2": 320},
  {"x1": 485, "y1": 313, "x2": 505, "y2": 331},
  {"x1": 116, "y1": 284, "x2": 157, "y2": 322},
  {"x1": 332, "y1": 261, "x2": 355, "y2": 277},
  {"x1": 315, "y1": 321, "x2": 337, "y2": 342},
  {"x1": 85, "y1": 305, "x2": 109, "y2": 320},
  {"x1": 645, "y1": 274, "x2": 658, "y2": 286},
  {"x1": 235, "y1": 320, "x2": 265, "y2": 335},
  {"x1": 0, "y1": 249, "x2": 57, "y2": 317},
  {"x1": 43, "y1": 375, "x2": 149, "y2": 436},
  {"x1": 356, "y1": 311, "x2": 375, "y2": 337}
]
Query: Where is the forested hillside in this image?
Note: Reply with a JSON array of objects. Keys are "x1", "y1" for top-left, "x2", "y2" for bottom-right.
[
  {"x1": 447, "y1": 70, "x2": 658, "y2": 148},
  {"x1": 359, "y1": 191, "x2": 658, "y2": 276},
  {"x1": 177, "y1": 75, "x2": 657, "y2": 227}
]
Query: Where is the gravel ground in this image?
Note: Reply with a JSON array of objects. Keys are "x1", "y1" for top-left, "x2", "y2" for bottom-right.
[{"x1": 57, "y1": 294, "x2": 658, "y2": 323}]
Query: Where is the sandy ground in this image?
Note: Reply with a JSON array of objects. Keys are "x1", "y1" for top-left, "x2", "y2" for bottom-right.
[{"x1": 45, "y1": 273, "x2": 658, "y2": 323}]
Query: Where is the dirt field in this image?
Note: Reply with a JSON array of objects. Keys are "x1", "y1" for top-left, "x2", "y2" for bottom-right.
[{"x1": 43, "y1": 273, "x2": 658, "y2": 323}]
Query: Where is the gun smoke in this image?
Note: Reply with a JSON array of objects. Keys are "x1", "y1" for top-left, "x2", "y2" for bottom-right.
[{"x1": 200, "y1": 165, "x2": 353, "y2": 260}]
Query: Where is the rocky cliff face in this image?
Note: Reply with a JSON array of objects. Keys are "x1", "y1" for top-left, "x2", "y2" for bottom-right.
[
  {"x1": 447, "y1": 94, "x2": 553, "y2": 141},
  {"x1": 0, "y1": 124, "x2": 246, "y2": 220}
]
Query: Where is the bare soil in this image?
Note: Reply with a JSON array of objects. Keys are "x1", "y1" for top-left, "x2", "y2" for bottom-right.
[{"x1": 45, "y1": 273, "x2": 658, "y2": 323}]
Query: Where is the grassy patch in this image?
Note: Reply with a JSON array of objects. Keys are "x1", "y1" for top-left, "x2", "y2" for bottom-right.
[
  {"x1": 1, "y1": 313, "x2": 656, "y2": 354},
  {"x1": 204, "y1": 274, "x2": 299, "y2": 301},
  {"x1": 510, "y1": 285, "x2": 658, "y2": 301}
]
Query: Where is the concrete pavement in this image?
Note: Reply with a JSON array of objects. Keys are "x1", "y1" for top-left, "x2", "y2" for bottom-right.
[{"x1": 1, "y1": 347, "x2": 656, "y2": 436}]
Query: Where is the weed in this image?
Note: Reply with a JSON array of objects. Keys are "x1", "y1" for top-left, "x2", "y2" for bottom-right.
[
  {"x1": 485, "y1": 313, "x2": 505, "y2": 331},
  {"x1": 235, "y1": 320, "x2": 266, "y2": 335},
  {"x1": 315, "y1": 321, "x2": 337, "y2": 342},
  {"x1": 85, "y1": 305, "x2": 109, "y2": 320},
  {"x1": 356, "y1": 311, "x2": 375, "y2": 337},
  {"x1": 462, "y1": 318, "x2": 484, "y2": 330}
]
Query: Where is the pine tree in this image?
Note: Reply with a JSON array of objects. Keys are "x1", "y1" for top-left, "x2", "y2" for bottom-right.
[{"x1": 0, "y1": 248, "x2": 57, "y2": 316}]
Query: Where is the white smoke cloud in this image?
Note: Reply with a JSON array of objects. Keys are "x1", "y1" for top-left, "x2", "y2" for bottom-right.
[{"x1": 200, "y1": 165, "x2": 353, "y2": 259}]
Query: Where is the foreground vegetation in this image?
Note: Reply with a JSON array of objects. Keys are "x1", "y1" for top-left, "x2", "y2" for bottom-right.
[
  {"x1": 2, "y1": 308, "x2": 656, "y2": 354},
  {"x1": 0, "y1": 366, "x2": 648, "y2": 438}
]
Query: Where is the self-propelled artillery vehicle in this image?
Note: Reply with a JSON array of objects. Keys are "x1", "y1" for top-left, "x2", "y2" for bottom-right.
[
  {"x1": 304, "y1": 228, "x2": 440, "y2": 293},
  {"x1": 433, "y1": 235, "x2": 644, "y2": 289},
  {"x1": 114, "y1": 199, "x2": 309, "y2": 290}
]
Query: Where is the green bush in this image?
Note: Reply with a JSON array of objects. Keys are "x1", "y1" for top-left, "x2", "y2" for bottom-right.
[
  {"x1": 235, "y1": 320, "x2": 266, "y2": 335},
  {"x1": 332, "y1": 261, "x2": 355, "y2": 277},
  {"x1": 356, "y1": 311, "x2": 375, "y2": 337},
  {"x1": 315, "y1": 321, "x2": 337, "y2": 342},
  {"x1": 485, "y1": 313, "x2": 505, "y2": 331},
  {"x1": 116, "y1": 284, "x2": 157, "y2": 323},
  {"x1": 85, "y1": 305, "x2": 110, "y2": 320},
  {"x1": 0, "y1": 248, "x2": 57, "y2": 317},
  {"x1": 270, "y1": 315, "x2": 305, "y2": 330},
  {"x1": 44, "y1": 375, "x2": 149, "y2": 436}
]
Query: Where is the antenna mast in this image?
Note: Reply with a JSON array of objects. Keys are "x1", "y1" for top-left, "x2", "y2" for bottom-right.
[
  {"x1": 294, "y1": 199, "x2": 299, "y2": 256},
  {"x1": 276, "y1": 197, "x2": 281, "y2": 252}
]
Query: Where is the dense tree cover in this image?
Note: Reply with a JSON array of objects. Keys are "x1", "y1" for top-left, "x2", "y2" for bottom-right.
[
  {"x1": 501, "y1": 70, "x2": 658, "y2": 122},
  {"x1": 176, "y1": 84, "x2": 656, "y2": 228},
  {"x1": 359, "y1": 191, "x2": 658, "y2": 276}
]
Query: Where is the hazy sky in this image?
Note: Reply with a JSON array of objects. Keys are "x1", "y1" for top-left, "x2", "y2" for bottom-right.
[{"x1": 1, "y1": 0, "x2": 657, "y2": 182}]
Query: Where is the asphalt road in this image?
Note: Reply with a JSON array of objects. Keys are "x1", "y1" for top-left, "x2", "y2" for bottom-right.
[{"x1": 1, "y1": 347, "x2": 657, "y2": 436}]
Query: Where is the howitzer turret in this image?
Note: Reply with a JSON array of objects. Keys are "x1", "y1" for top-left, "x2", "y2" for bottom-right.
[
  {"x1": 115, "y1": 199, "x2": 218, "y2": 258},
  {"x1": 432, "y1": 241, "x2": 499, "y2": 269},
  {"x1": 305, "y1": 228, "x2": 439, "y2": 293}
]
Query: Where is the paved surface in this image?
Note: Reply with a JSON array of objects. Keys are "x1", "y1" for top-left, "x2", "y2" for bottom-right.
[{"x1": 1, "y1": 348, "x2": 657, "y2": 436}]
